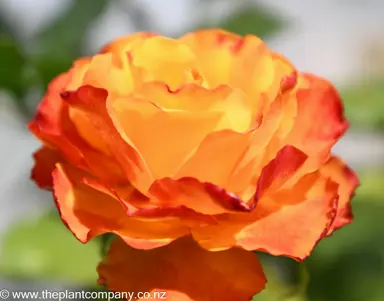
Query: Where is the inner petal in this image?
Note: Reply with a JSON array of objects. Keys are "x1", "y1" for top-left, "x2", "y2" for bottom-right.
[
  {"x1": 108, "y1": 96, "x2": 224, "y2": 179},
  {"x1": 131, "y1": 36, "x2": 204, "y2": 90},
  {"x1": 135, "y1": 83, "x2": 253, "y2": 133}
]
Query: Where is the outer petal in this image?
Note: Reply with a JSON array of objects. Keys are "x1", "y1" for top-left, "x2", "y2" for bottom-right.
[
  {"x1": 98, "y1": 236, "x2": 266, "y2": 301},
  {"x1": 230, "y1": 71, "x2": 348, "y2": 200},
  {"x1": 31, "y1": 146, "x2": 64, "y2": 190},
  {"x1": 282, "y1": 73, "x2": 349, "y2": 179},
  {"x1": 235, "y1": 173, "x2": 339, "y2": 260},
  {"x1": 320, "y1": 156, "x2": 359, "y2": 234},
  {"x1": 82, "y1": 176, "x2": 218, "y2": 226},
  {"x1": 52, "y1": 163, "x2": 190, "y2": 249},
  {"x1": 29, "y1": 72, "x2": 126, "y2": 184},
  {"x1": 28, "y1": 72, "x2": 83, "y2": 165},
  {"x1": 62, "y1": 85, "x2": 153, "y2": 192},
  {"x1": 193, "y1": 170, "x2": 339, "y2": 260}
]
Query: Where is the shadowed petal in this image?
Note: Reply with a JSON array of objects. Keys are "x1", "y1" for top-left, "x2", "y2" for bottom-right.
[
  {"x1": 31, "y1": 146, "x2": 64, "y2": 190},
  {"x1": 98, "y1": 236, "x2": 266, "y2": 301},
  {"x1": 149, "y1": 177, "x2": 254, "y2": 215}
]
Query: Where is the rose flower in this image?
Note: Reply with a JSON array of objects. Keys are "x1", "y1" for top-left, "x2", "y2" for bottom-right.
[{"x1": 29, "y1": 29, "x2": 359, "y2": 301}]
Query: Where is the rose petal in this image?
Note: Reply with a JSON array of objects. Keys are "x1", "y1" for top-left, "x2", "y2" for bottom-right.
[
  {"x1": 98, "y1": 236, "x2": 266, "y2": 301},
  {"x1": 107, "y1": 95, "x2": 224, "y2": 179},
  {"x1": 81, "y1": 53, "x2": 135, "y2": 96},
  {"x1": 135, "y1": 83, "x2": 232, "y2": 111},
  {"x1": 149, "y1": 177, "x2": 253, "y2": 215},
  {"x1": 136, "y1": 82, "x2": 254, "y2": 132},
  {"x1": 31, "y1": 147, "x2": 64, "y2": 190},
  {"x1": 255, "y1": 145, "x2": 308, "y2": 200},
  {"x1": 320, "y1": 156, "x2": 359, "y2": 234},
  {"x1": 192, "y1": 171, "x2": 339, "y2": 260},
  {"x1": 100, "y1": 32, "x2": 157, "y2": 54},
  {"x1": 82, "y1": 176, "x2": 216, "y2": 225},
  {"x1": 62, "y1": 85, "x2": 153, "y2": 191},
  {"x1": 282, "y1": 73, "x2": 349, "y2": 178},
  {"x1": 235, "y1": 174, "x2": 339, "y2": 260},
  {"x1": 226, "y1": 94, "x2": 293, "y2": 199},
  {"x1": 180, "y1": 29, "x2": 274, "y2": 95},
  {"x1": 52, "y1": 163, "x2": 189, "y2": 249},
  {"x1": 130, "y1": 36, "x2": 201, "y2": 90},
  {"x1": 174, "y1": 129, "x2": 254, "y2": 188},
  {"x1": 29, "y1": 72, "x2": 126, "y2": 184},
  {"x1": 28, "y1": 72, "x2": 83, "y2": 165}
]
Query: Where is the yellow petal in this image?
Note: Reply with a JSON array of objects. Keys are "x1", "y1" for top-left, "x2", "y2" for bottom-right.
[{"x1": 108, "y1": 96, "x2": 223, "y2": 179}]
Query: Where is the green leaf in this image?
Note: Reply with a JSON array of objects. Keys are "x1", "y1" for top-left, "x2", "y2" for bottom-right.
[
  {"x1": 33, "y1": 0, "x2": 108, "y2": 56},
  {"x1": 32, "y1": 56, "x2": 74, "y2": 90},
  {"x1": 252, "y1": 255, "x2": 308, "y2": 301},
  {"x1": 218, "y1": 5, "x2": 284, "y2": 38},
  {"x1": 307, "y1": 201, "x2": 384, "y2": 301},
  {"x1": 31, "y1": 0, "x2": 108, "y2": 87},
  {"x1": 0, "y1": 34, "x2": 34, "y2": 118},
  {"x1": 354, "y1": 169, "x2": 384, "y2": 201},
  {"x1": 98, "y1": 233, "x2": 116, "y2": 257},
  {"x1": 0, "y1": 212, "x2": 100, "y2": 285},
  {"x1": 341, "y1": 79, "x2": 384, "y2": 131},
  {"x1": 0, "y1": 34, "x2": 26, "y2": 98}
]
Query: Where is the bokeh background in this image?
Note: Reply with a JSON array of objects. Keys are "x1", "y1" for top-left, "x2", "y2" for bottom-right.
[{"x1": 1, "y1": 1, "x2": 384, "y2": 300}]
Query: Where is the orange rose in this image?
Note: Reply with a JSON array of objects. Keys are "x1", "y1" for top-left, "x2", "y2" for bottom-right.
[{"x1": 29, "y1": 29, "x2": 358, "y2": 300}]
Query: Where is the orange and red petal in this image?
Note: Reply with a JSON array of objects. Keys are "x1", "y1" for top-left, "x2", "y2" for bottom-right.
[
  {"x1": 180, "y1": 30, "x2": 272, "y2": 94},
  {"x1": 255, "y1": 145, "x2": 308, "y2": 200},
  {"x1": 149, "y1": 177, "x2": 254, "y2": 216},
  {"x1": 29, "y1": 73, "x2": 126, "y2": 184},
  {"x1": 28, "y1": 72, "x2": 85, "y2": 166},
  {"x1": 235, "y1": 174, "x2": 339, "y2": 260},
  {"x1": 193, "y1": 171, "x2": 339, "y2": 260},
  {"x1": 226, "y1": 94, "x2": 293, "y2": 199},
  {"x1": 98, "y1": 236, "x2": 266, "y2": 301},
  {"x1": 282, "y1": 73, "x2": 349, "y2": 176},
  {"x1": 62, "y1": 85, "x2": 153, "y2": 191},
  {"x1": 31, "y1": 146, "x2": 64, "y2": 190},
  {"x1": 320, "y1": 156, "x2": 359, "y2": 234},
  {"x1": 52, "y1": 163, "x2": 189, "y2": 249}
]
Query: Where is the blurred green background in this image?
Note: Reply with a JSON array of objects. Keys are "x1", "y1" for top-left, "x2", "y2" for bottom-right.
[{"x1": 0, "y1": 0, "x2": 383, "y2": 300}]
